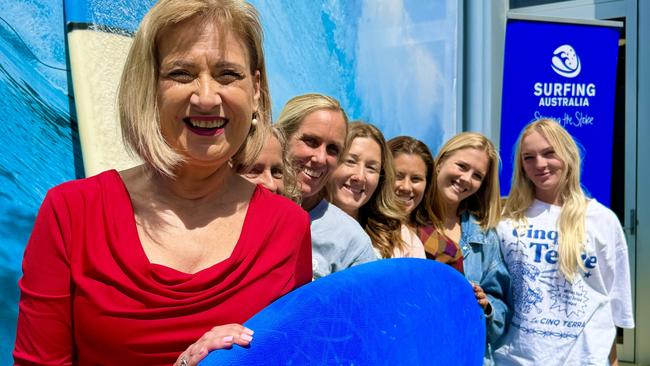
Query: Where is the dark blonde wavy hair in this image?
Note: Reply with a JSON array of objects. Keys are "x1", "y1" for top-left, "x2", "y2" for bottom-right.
[
  {"x1": 336, "y1": 122, "x2": 408, "y2": 258},
  {"x1": 387, "y1": 136, "x2": 434, "y2": 228}
]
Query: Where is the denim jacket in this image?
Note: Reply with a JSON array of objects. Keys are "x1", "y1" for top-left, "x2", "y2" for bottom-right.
[{"x1": 459, "y1": 211, "x2": 511, "y2": 364}]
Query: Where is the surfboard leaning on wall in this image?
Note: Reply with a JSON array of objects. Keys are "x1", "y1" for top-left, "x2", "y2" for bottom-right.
[{"x1": 64, "y1": 0, "x2": 155, "y2": 175}]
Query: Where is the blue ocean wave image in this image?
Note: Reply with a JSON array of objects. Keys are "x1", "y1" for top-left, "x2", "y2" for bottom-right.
[
  {"x1": 255, "y1": 0, "x2": 455, "y2": 149},
  {"x1": 0, "y1": 0, "x2": 457, "y2": 363},
  {"x1": 0, "y1": 0, "x2": 81, "y2": 363}
]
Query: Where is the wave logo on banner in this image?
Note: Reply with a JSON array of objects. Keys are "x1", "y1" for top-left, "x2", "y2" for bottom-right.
[{"x1": 551, "y1": 45, "x2": 581, "y2": 78}]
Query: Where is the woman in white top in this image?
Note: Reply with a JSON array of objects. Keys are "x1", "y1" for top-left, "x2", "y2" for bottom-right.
[
  {"x1": 327, "y1": 122, "x2": 425, "y2": 258},
  {"x1": 495, "y1": 118, "x2": 634, "y2": 366}
]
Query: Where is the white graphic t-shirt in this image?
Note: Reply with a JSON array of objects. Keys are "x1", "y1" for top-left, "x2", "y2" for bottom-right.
[{"x1": 494, "y1": 199, "x2": 634, "y2": 366}]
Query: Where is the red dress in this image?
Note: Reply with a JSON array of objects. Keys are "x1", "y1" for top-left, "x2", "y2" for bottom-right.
[{"x1": 14, "y1": 170, "x2": 312, "y2": 365}]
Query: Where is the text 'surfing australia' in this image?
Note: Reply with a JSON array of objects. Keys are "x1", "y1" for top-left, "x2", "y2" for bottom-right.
[{"x1": 533, "y1": 82, "x2": 595, "y2": 107}]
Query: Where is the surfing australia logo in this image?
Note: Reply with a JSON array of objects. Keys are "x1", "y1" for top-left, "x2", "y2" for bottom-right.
[
  {"x1": 533, "y1": 44, "x2": 595, "y2": 107},
  {"x1": 551, "y1": 45, "x2": 581, "y2": 78}
]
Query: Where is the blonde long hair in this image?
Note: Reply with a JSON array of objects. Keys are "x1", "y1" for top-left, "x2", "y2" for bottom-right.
[
  {"x1": 502, "y1": 119, "x2": 588, "y2": 279},
  {"x1": 335, "y1": 122, "x2": 407, "y2": 258},
  {"x1": 426, "y1": 132, "x2": 502, "y2": 231}
]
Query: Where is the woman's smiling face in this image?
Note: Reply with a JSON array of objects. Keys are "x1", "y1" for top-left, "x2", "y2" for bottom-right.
[
  {"x1": 520, "y1": 130, "x2": 565, "y2": 204},
  {"x1": 435, "y1": 147, "x2": 488, "y2": 212},
  {"x1": 327, "y1": 137, "x2": 382, "y2": 218},
  {"x1": 156, "y1": 17, "x2": 260, "y2": 167},
  {"x1": 287, "y1": 109, "x2": 347, "y2": 200},
  {"x1": 241, "y1": 134, "x2": 284, "y2": 193},
  {"x1": 393, "y1": 153, "x2": 427, "y2": 215}
]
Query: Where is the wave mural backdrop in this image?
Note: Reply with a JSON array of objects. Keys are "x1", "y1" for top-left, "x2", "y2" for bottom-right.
[
  {"x1": 0, "y1": 0, "x2": 458, "y2": 362},
  {"x1": 0, "y1": 0, "x2": 81, "y2": 362}
]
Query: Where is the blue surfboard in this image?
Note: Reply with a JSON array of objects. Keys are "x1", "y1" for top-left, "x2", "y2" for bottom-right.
[{"x1": 200, "y1": 259, "x2": 486, "y2": 365}]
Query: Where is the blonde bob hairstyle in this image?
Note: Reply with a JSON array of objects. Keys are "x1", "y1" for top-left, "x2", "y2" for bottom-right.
[
  {"x1": 502, "y1": 118, "x2": 588, "y2": 280},
  {"x1": 275, "y1": 93, "x2": 348, "y2": 143},
  {"x1": 426, "y1": 132, "x2": 501, "y2": 231},
  {"x1": 387, "y1": 136, "x2": 434, "y2": 229},
  {"x1": 118, "y1": 0, "x2": 271, "y2": 177},
  {"x1": 335, "y1": 122, "x2": 407, "y2": 259}
]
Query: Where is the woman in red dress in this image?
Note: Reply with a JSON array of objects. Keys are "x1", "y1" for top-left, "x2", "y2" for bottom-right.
[{"x1": 13, "y1": 1, "x2": 312, "y2": 365}]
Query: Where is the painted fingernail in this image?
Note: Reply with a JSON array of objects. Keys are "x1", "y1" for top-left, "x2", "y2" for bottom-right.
[
  {"x1": 222, "y1": 335, "x2": 234, "y2": 343},
  {"x1": 240, "y1": 333, "x2": 253, "y2": 342},
  {"x1": 244, "y1": 327, "x2": 254, "y2": 335}
]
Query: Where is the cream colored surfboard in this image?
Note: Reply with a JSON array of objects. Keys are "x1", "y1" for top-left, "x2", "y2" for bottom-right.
[{"x1": 67, "y1": 28, "x2": 141, "y2": 176}]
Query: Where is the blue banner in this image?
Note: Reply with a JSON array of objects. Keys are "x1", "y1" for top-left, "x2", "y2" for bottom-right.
[{"x1": 499, "y1": 19, "x2": 620, "y2": 206}]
